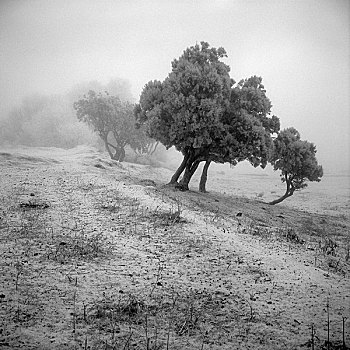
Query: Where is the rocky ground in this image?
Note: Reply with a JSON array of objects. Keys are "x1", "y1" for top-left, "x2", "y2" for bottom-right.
[{"x1": 0, "y1": 146, "x2": 349, "y2": 350}]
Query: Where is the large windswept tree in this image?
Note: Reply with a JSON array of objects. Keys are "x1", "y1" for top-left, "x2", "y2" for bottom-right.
[
  {"x1": 269, "y1": 127, "x2": 323, "y2": 205},
  {"x1": 74, "y1": 90, "x2": 153, "y2": 161},
  {"x1": 135, "y1": 42, "x2": 279, "y2": 191},
  {"x1": 135, "y1": 42, "x2": 233, "y2": 190}
]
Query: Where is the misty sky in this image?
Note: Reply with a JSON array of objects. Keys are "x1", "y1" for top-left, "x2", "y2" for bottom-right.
[{"x1": 0, "y1": 0, "x2": 349, "y2": 174}]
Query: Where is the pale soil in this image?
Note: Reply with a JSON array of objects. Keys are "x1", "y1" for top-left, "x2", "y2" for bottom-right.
[{"x1": 0, "y1": 146, "x2": 349, "y2": 350}]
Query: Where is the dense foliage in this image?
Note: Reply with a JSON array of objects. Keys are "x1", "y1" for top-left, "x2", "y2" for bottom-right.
[
  {"x1": 197, "y1": 76, "x2": 280, "y2": 192},
  {"x1": 269, "y1": 127, "x2": 323, "y2": 204},
  {"x1": 135, "y1": 42, "x2": 280, "y2": 191}
]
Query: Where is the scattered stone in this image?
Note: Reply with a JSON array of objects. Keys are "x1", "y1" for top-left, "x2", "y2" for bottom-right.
[
  {"x1": 19, "y1": 202, "x2": 49, "y2": 209},
  {"x1": 94, "y1": 163, "x2": 105, "y2": 169},
  {"x1": 139, "y1": 179, "x2": 157, "y2": 187}
]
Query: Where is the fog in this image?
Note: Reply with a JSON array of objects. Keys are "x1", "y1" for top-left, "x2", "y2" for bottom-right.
[{"x1": 0, "y1": 0, "x2": 349, "y2": 174}]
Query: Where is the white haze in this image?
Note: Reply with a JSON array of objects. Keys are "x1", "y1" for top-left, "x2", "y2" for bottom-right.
[{"x1": 0, "y1": 0, "x2": 349, "y2": 174}]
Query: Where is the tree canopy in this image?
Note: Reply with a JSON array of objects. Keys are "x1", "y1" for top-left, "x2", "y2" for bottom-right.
[
  {"x1": 197, "y1": 76, "x2": 280, "y2": 191},
  {"x1": 135, "y1": 42, "x2": 280, "y2": 191},
  {"x1": 136, "y1": 42, "x2": 232, "y2": 150},
  {"x1": 269, "y1": 127, "x2": 323, "y2": 205}
]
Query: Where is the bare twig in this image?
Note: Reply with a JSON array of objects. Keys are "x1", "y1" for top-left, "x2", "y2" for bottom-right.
[
  {"x1": 327, "y1": 297, "x2": 330, "y2": 350},
  {"x1": 166, "y1": 319, "x2": 171, "y2": 350},
  {"x1": 149, "y1": 260, "x2": 164, "y2": 298},
  {"x1": 73, "y1": 277, "x2": 78, "y2": 335},
  {"x1": 343, "y1": 317, "x2": 347, "y2": 349},
  {"x1": 144, "y1": 314, "x2": 150, "y2": 350},
  {"x1": 122, "y1": 332, "x2": 133, "y2": 350},
  {"x1": 15, "y1": 261, "x2": 24, "y2": 291}
]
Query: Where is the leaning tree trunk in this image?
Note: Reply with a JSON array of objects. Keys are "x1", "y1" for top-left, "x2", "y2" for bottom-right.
[
  {"x1": 117, "y1": 147, "x2": 126, "y2": 162},
  {"x1": 199, "y1": 160, "x2": 211, "y2": 193},
  {"x1": 107, "y1": 143, "x2": 125, "y2": 162},
  {"x1": 103, "y1": 137, "x2": 114, "y2": 159},
  {"x1": 268, "y1": 175, "x2": 295, "y2": 205},
  {"x1": 176, "y1": 160, "x2": 200, "y2": 191},
  {"x1": 169, "y1": 152, "x2": 190, "y2": 185},
  {"x1": 149, "y1": 141, "x2": 159, "y2": 156},
  {"x1": 111, "y1": 146, "x2": 121, "y2": 161}
]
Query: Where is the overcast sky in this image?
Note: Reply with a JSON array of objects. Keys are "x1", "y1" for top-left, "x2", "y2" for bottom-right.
[{"x1": 0, "y1": 0, "x2": 349, "y2": 174}]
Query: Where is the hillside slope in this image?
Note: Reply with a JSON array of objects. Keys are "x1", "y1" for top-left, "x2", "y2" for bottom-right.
[{"x1": 0, "y1": 146, "x2": 349, "y2": 350}]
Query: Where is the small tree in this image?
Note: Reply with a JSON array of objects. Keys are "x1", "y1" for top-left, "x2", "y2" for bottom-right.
[
  {"x1": 269, "y1": 127, "x2": 323, "y2": 205},
  {"x1": 74, "y1": 90, "x2": 150, "y2": 161}
]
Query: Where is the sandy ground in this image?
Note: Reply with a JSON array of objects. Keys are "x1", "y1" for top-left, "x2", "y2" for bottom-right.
[{"x1": 0, "y1": 145, "x2": 349, "y2": 350}]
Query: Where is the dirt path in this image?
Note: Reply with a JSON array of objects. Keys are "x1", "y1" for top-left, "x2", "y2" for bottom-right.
[{"x1": 0, "y1": 146, "x2": 349, "y2": 350}]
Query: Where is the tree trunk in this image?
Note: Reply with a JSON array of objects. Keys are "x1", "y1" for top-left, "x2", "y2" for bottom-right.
[
  {"x1": 268, "y1": 175, "x2": 295, "y2": 205},
  {"x1": 111, "y1": 147, "x2": 120, "y2": 160},
  {"x1": 199, "y1": 160, "x2": 211, "y2": 193},
  {"x1": 103, "y1": 137, "x2": 114, "y2": 159},
  {"x1": 111, "y1": 131, "x2": 127, "y2": 162},
  {"x1": 268, "y1": 192, "x2": 292, "y2": 205},
  {"x1": 114, "y1": 148, "x2": 125, "y2": 162},
  {"x1": 176, "y1": 160, "x2": 200, "y2": 191},
  {"x1": 118, "y1": 147, "x2": 126, "y2": 162},
  {"x1": 150, "y1": 141, "x2": 159, "y2": 155},
  {"x1": 169, "y1": 152, "x2": 190, "y2": 184}
]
